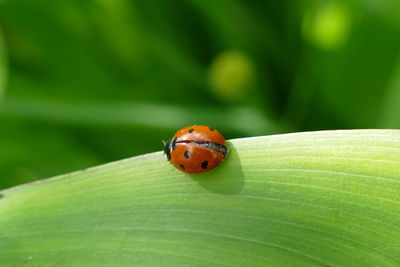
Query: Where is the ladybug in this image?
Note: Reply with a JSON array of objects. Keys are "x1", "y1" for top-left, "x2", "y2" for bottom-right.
[{"x1": 164, "y1": 125, "x2": 228, "y2": 174}]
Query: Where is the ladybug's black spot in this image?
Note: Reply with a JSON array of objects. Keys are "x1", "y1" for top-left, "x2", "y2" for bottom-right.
[
  {"x1": 208, "y1": 127, "x2": 215, "y2": 131},
  {"x1": 179, "y1": 164, "x2": 185, "y2": 169},
  {"x1": 201, "y1": 161, "x2": 208, "y2": 169},
  {"x1": 184, "y1": 151, "x2": 190, "y2": 159},
  {"x1": 188, "y1": 128, "x2": 194, "y2": 133}
]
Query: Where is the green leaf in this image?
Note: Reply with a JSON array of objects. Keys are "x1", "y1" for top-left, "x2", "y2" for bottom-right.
[{"x1": 1, "y1": 130, "x2": 399, "y2": 266}]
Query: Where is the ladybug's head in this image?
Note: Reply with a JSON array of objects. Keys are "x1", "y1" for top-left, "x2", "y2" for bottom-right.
[{"x1": 163, "y1": 137, "x2": 176, "y2": 161}]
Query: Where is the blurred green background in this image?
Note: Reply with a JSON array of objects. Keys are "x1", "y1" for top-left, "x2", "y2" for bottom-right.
[{"x1": 0, "y1": 0, "x2": 399, "y2": 189}]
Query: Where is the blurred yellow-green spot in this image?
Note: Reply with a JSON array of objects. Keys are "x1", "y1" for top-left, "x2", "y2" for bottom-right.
[
  {"x1": 302, "y1": 2, "x2": 351, "y2": 50},
  {"x1": 208, "y1": 50, "x2": 255, "y2": 101}
]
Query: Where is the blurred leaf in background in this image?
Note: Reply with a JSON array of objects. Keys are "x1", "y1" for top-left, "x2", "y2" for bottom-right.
[{"x1": 0, "y1": 0, "x2": 399, "y2": 189}]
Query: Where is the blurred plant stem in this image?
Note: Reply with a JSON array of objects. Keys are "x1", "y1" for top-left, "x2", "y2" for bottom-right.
[
  {"x1": 283, "y1": 50, "x2": 315, "y2": 128},
  {"x1": 380, "y1": 54, "x2": 400, "y2": 128},
  {"x1": 0, "y1": 28, "x2": 7, "y2": 103}
]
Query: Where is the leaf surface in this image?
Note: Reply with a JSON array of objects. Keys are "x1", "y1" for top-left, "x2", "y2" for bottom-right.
[{"x1": 1, "y1": 130, "x2": 399, "y2": 266}]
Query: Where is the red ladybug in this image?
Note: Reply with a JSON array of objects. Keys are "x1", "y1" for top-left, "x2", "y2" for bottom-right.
[{"x1": 164, "y1": 125, "x2": 228, "y2": 174}]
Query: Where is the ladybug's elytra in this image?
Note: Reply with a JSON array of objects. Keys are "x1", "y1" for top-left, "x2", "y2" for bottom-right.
[{"x1": 164, "y1": 125, "x2": 228, "y2": 174}]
